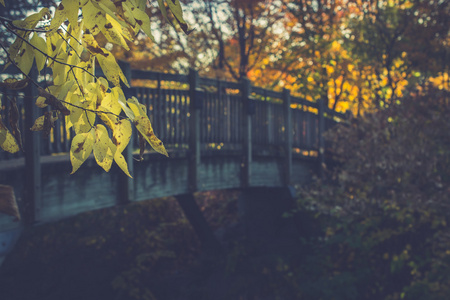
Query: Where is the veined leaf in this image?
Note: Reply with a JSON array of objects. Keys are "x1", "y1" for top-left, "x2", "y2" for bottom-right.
[
  {"x1": 70, "y1": 129, "x2": 95, "y2": 174},
  {"x1": 134, "y1": 115, "x2": 168, "y2": 157}
]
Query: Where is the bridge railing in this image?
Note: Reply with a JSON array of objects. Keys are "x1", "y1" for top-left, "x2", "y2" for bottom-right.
[{"x1": 0, "y1": 63, "x2": 346, "y2": 162}]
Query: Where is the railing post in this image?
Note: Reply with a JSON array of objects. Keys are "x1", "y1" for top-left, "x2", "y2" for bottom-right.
[
  {"x1": 318, "y1": 98, "x2": 326, "y2": 179},
  {"x1": 23, "y1": 66, "x2": 41, "y2": 225},
  {"x1": 283, "y1": 88, "x2": 292, "y2": 186},
  {"x1": 240, "y1": 78, "x2": 252, "y2": 187},
  {"x1": 188, "y1": 68, "x2": 201, "y2": 192},
  {"x1": 118, "y1": 60, "x2": 134, "y2": 204}
]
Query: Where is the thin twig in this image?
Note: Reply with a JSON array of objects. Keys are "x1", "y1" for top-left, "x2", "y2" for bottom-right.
[
  {"x1": 2, "y1": 24, "x2": 96, "y2": 79},
  {"x1": 0, "y1": 15, "x2": 49, "y2": 33}
]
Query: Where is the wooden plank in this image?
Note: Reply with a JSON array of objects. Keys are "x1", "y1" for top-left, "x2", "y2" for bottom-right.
[
  {"x1": 283, "y1": 88, "x2": 292, "y2": 186},
  {"x1": 318, "y1": 99, "x2": 326, "y2": 179},
  {"x1": 251, "y1": 86, "x2": 282, "y2": 99},
  {"x1": 240, "y1": 78, "x2": 252, "y2": 188},
  {"x1": 131, "y1": 69, "x2": 188, "y2": 83},
  {"x1": 188, "y1": 69, "x2": 201, "y2": 192}
]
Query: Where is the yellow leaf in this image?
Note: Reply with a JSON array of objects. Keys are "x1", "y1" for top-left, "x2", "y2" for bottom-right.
[
  {"x1": 48, "y1": 2, "x2": 67, "y2": 33},
  {"x1": 13, "y1": 7, "x2": 50, "y2": 29},
  {"x1": 46, "y1": 31, "x2": 63, "y2": 58},
  {"x1": 0, "y1": 120, "x2": 20, "y2": 153},
  {"x1": 97, "y1": 139, "x2": 116, "y2": 172},
  {"x1": 52, "y1": 52, "x2": 69, "y2": 85},
  {"x1": 16, "y1": 43, "x2": 35, "y2": 75},
  {"x1": 98, "y1": 105, "x2": 119, "y2": 131},
  {"x1": 134, "y1": 115, "x2": 168, "y2": 157},
  {"x1": 62, "y1": 0, "x2": 80, "y2": 32},
  {"x1": 5, "y1": 8, "x2": 49, "y2": 70},
  {"x1": 30, "y1": 33, "x2": 47, "y2": 71},
  {"x1": 0, "y1": 0, "x2": 5, "y2": 6},
  {"x1": 83, "y1": 1, "x2": 105, "y2": 35},
  {"x1": 101, "y1": 14, "x2": 130, "y2": 50},
  {"x1": 164, "y1": 0, "x2": 191, "y2": 34},
  {"x1": 127, "y1": 2, "x2": 155, "y2": 41},
  {"x1": 114, "y1": 152, "x2": 132, "y2": 177},
  {"x1": 112, "y1": 119, "x2": 132, "y2": 153},
  {"x1": 100, "y1": 92, "x2": 121, "y2": 116},
  {"x1": 127, "y1": 97, "x2": 146, "y2": 117},
  {"x1": 73, "y1": 101, "x2": 96, "y2": 134},
  {"x1": 93, "y1": 124, "x2": 110, "y2": 163},
  {"x1": 70, "y1": 130, "x2": 95, "y2": 174},
  {"x1": 95, "y1": 49, "x2": 129, "y2": 87},
  {"x1": 30, "y1": 115, "x2": 45, "y2": 131},
  {"x1": 35, "y1": 96, "x2": 48, "y2": 108},
  {"x1": 30, "y1": 114, "x2": 58, "y2": 131}
]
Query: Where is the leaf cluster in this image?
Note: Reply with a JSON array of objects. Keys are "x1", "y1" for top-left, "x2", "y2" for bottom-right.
[{"x1": 0, "y1": 0, "x2": 191, "y2": 176}]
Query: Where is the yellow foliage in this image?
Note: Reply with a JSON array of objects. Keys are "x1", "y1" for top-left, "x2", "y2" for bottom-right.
[{"x1": 0, "y1": 0, "x2": 189, "y2": 176}]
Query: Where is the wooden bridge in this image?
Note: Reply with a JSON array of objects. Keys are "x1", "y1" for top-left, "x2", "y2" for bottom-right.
[{"x1": 0, "y1": 63, "x2": 345, "y2": 261}]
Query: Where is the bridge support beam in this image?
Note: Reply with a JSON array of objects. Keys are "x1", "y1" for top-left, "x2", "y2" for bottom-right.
[
  {"x1": 175, "y1": 193, "x2": 222, "y2": 253},
  {"x1": 23, "y1": 66, "x2": 41, "y2": 225},
  {"x1": 238, "y1": 186, "x2": 297, "y2": 241}
]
